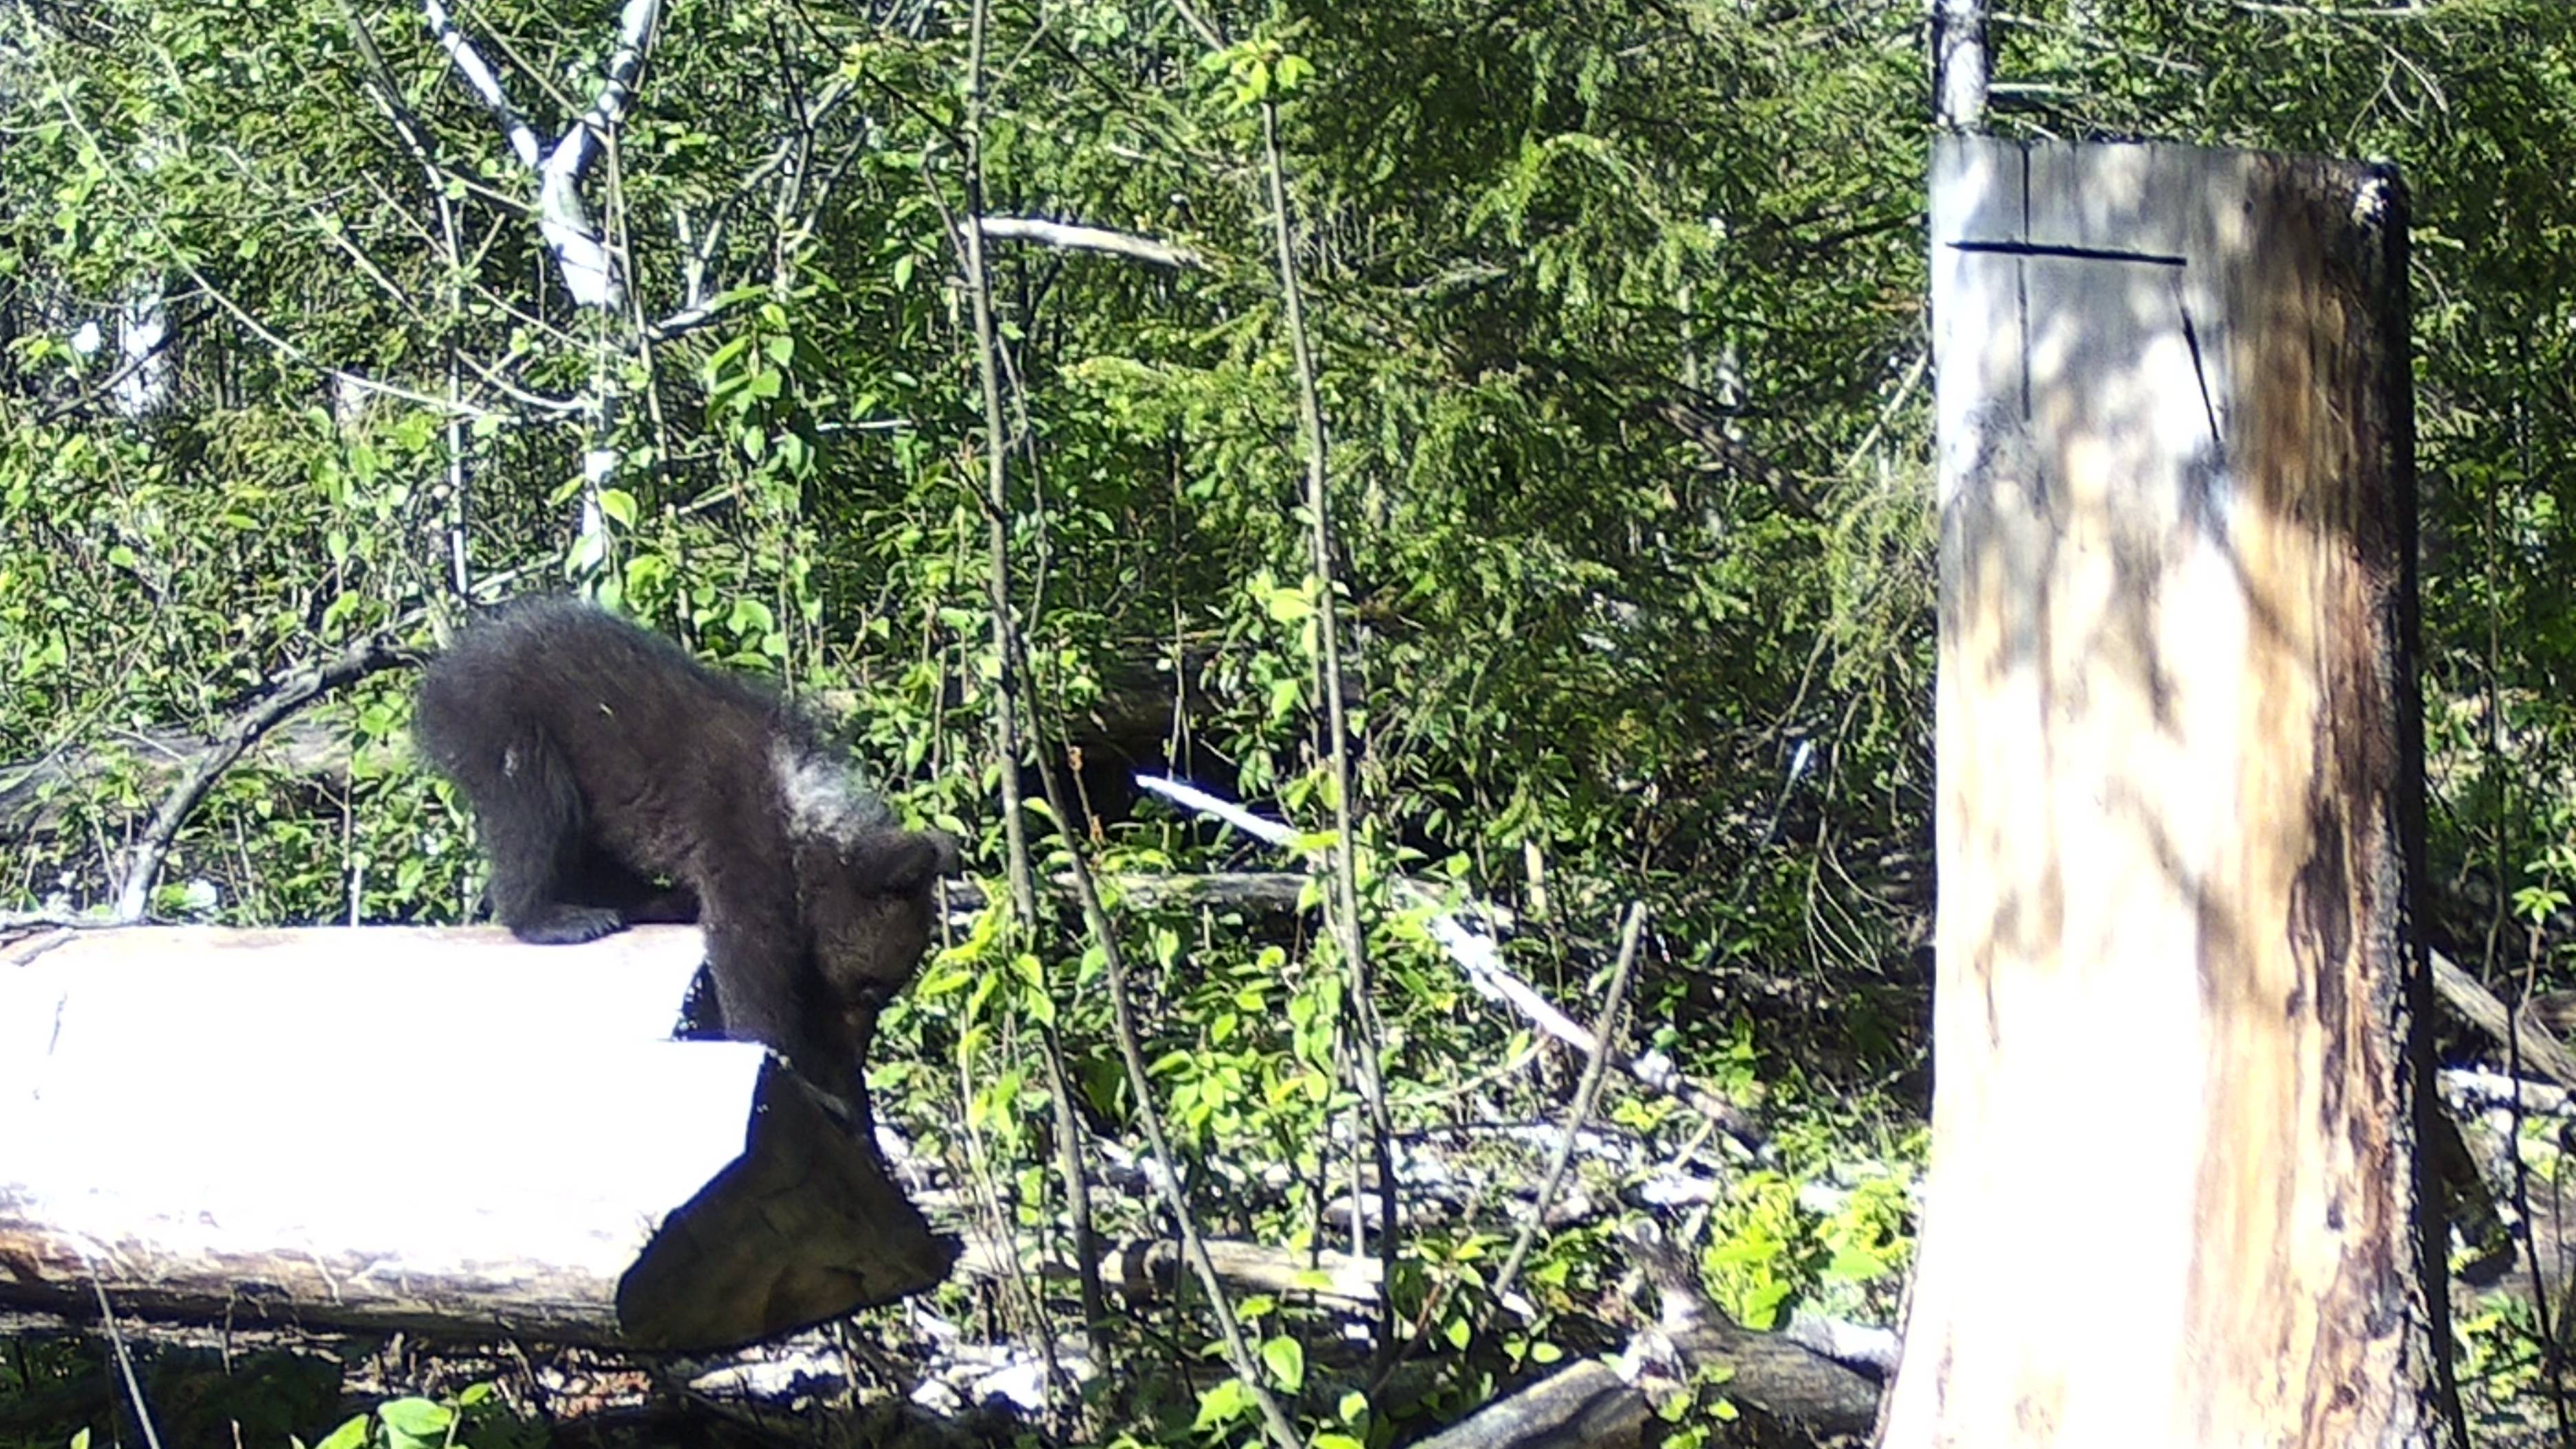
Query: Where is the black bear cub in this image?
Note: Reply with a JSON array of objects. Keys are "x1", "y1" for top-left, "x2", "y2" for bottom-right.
[{"x1": 414, "y1": 595, "x2": 959, "y2": 1100}]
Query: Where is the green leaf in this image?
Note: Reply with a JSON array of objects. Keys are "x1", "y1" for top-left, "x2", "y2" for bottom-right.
[
  {"x1": 1261, "y1": 1335, "x2": 1305, "y2": 1391},
  {"x1": 597, "y1": 488, "x2": 638, "y2": 527},
  {"x1": 378, "y1": 1397, "x2": 451, "y2": 1448},
  {"x1": 1825, "y1": 1241, "x2": 1891, "y2": 1282},
  {"x1": 1191, "y1": 1376, "x2": 1252, "y2": 1430},
  {"x1": 1263, "y1": 586, "x2": 1312, "y2": 624},
  {"x1": 705, "y1": 335, "x2": 749, "y2": 378},
  {"x1": 377, "y1": 1398, "x2": 450, "y2": 1433}
]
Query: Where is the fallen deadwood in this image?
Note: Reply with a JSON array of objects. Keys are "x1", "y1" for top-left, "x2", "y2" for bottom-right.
[
  {"x1": 2445, "y1": 1065, "x2": 2574, "y2": 1116},
  {"x1": 4, "y1": 872, "x2": 1327, "y2": 937},
  {"x1": 956, "y1": 1234, "x2": 1378, "y2": 1313},
  {"x1": 2430, "y1": 947, "x2": 2576, "y2": 1090},
  {"x1": 0, "y1": 925, "x2": 951, "y2": 1351},
  {"x1": 1627, "y1": 1228, "x2": 1882, "y2": 1439},
  {"x1": 2437, "y1": 1065, "x2": 2576, "y2": 1326},
  {"x1": 1137, "y1": 774, "x2": 1766, "y2": 1154},
  {"x1": 2426, "y1": 950, "x2": 2576, "y2": 1315},
  {"x1": 1, "y1": 718, "x2": 360, "y2": 840},
  {"x1": 2, "y1": 654, "x2": 1193, "y2": 846},
  {"x1": 1408, "y1": 1360, "x2": 1651, "y2": 1449},
  {"x1": 1410, "y1": 1230, "x2": 1882, "y2": 1449},
  {"x1": 114, "y1": 632, "x2": 416, "y2": 921},
  {"x1": 1642, "y1": 1301, "x2": 1885, "y2": 1440},
  {"x1": 1779, "y1": 1312, "x2": 1902, "y2": 1379},
  {"x1": 977, "y1": 870, "x2": 1317, "y2": 917}
]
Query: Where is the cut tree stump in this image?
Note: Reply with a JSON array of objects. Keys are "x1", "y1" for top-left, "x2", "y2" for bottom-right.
[
  {"x1": 0, "y1": 925, "x2": 954, "y2": 1351},
  {"x1": 1883, "y1": 138, "x2": 2445, "y2": 1446}
]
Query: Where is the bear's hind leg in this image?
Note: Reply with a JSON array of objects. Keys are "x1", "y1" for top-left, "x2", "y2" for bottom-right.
[{"x1": 463, "y1": 726, "x2": 625, "y2": 944}]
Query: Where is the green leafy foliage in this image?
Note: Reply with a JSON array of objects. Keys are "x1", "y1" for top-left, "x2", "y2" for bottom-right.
[
  {"x1": 300, "y1": 1383, "x2": 544, "y2": 1449},
  {"x1": 8, "y1": 0, "x2": 2576, "y2": 1439}
]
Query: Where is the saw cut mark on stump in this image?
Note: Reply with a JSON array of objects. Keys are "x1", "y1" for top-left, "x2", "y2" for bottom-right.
[
  {"x1": 0, "y1": 925, "x2": 951, "y2": 1351},
  {"x1": 1882, "y1": 139, "x2": 2443, "y2": 1447}
]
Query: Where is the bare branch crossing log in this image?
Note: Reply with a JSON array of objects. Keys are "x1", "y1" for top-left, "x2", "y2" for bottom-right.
[
  {"x1": 1886, "y1": 139, "x2": 2446, "y2": 1444},
  {"x1": 0, "y1": 926, "x2": 951, "y2": 1351}
]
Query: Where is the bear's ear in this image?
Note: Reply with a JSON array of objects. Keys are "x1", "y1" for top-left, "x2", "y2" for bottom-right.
[
  {"x1": 926, "y1": 829, "x2": 963, "y2": 877},
  {"x1": 851, "y1": 828, "x2": 963, "y2": 894}
]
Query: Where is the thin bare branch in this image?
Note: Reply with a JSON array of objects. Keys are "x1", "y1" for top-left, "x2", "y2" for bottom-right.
[
  {"x1": 947, "y1": 0, "x2": 1110, "y2": 1404},
  {"x1": 1484, "y1": 902, "x2": 1644, "y2": 1315},
  {"x1": 1137, "y1": 775, "x2": 1768, "y2": 1152},
  {"x1": 14, "y1": 49, "x2": 506, "y2": 425},
  {"x1": 114, "y1": 633, "x2": 419, "y2": 923},
  {"x1": 1250, "y1": 72, "x2": 1402, "y2": 1358},
  {"x1": 977, "y1": 216, "x2": 1203, "y2": 270}
]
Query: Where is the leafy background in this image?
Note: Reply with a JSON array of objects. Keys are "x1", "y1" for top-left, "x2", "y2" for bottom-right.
[{"x1": 3, "y1": 0, "x2": 2573, "y2": 1443}]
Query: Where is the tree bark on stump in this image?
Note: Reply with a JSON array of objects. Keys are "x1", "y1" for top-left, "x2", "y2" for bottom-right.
[{"x1": 1882, "y1": 138, "x2": 2451, "y2": 1446}]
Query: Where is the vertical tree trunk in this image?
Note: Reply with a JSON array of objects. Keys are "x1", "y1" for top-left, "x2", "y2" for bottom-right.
[
  {"x1": 1931, "y1": 0, "x2": 1986, "y2": 131},
  {"x1": 1882, "y1": 138, "x2": 2451, "y2": 1448}
]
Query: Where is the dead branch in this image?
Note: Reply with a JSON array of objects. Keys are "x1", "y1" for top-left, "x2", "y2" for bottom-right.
[
  {"x1": 2432, "y1": 947, "x2": 2576, "y2": 1090},
  {"x1": 1137, "y1": 774, "x2": 1766, "y2": 1154},
  {"x1": 2, "y1": 719, "x2": 356, "y2": 840},
  {"x1": 1483, "y1": 903, "x2": 1645, "y2": 1320},
  {"x1": 976, "y1": 216, "x2": 1202, "y2": 270},
  {"x1": 1649, "y1": 397, "x2": 1820, "y2": 519},
  {"x1": 956, "y1": 1235, "x2": 1378, "y2": 1313},
  {"x1": 1409, "y1": 1227, "x2": 1882, "y2": 1449},
  {"x1": 112, "y1": 632, "x2": 417, "y2": 922}
]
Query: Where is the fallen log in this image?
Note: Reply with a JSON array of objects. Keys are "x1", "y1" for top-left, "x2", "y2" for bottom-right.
[
  {"x1": 2430, "y1": 947, "x2": 2576, "y2": 1090},
  {"x1": 2, "y1": 871, "x2": 1324, "y2": 935},
  {"x1": 956, "y1": 1234, "x2": 1378, "y2": 1313},
  {"x1": 1135, "y1": 775, "x2": 1764, "y2": 1153},
  {"x1": 1408, "y1": 1359, "x2": 1651, "y2": 1449},
  {"x1": 0, "y1": 925, "x2": 952, "y2": 1351},
  {"x1": 1408, "y1": 1228, "x2": 1882, "y2": 1449}
]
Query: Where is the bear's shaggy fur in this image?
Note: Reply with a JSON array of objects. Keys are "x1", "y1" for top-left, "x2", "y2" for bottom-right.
[{"x1": 414, "y1": 596, "x2": 958, "y2": 1095}]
